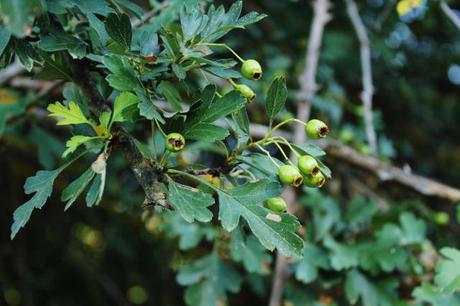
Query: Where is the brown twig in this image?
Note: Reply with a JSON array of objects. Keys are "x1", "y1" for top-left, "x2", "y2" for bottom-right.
[
  {"x1": 269, "y1": 1, "x2": 332, "y2": 306},
  {"x1": 345, "y1": 0, "x2": 378, "y2": 155},
  {"x1": 293, "y1": 0, "x2": 332, "y2": 146},
  {"x1": 131, "y1": 3, "x2": 171, "y2": 28},
  {"x1": 250, "y1": 123, "x2": 460, "y2": 202},
  {"x1": 323, "y1": 139, "x2": 460, "y2": 202},
  {"x1": 440, "y1": 1, "x2": 460, "y2": 31},
  {"x1": 0, "y1": 60, "x2": 25, "y2": 86}
]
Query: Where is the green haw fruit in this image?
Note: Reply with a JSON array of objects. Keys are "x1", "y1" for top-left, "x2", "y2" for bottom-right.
[
  {"x1": 234, "y1": 84, "x2": 256, "y2": 102},
  {"x1": 165, "y1": 133, "x2": 185, "y2": 152},
  {"x1": 297, "y1": 155, "x2": 319, "y2": 176},
  {"x1": 305, "y1": 119, "x2": 329, "y2": 139},
  {"x1": 304, "y1": 172, "x2": 326, "y2": 188},
  {"x1": 278, "y1": 165, "x2": 303, "y2": 187},
  {"x1": 241, "y1": 59, "x2": 262, "y2": 80},
  {"x1": 265, "y1": 197, "x2": 287, "y2": 212},
  {"x1": 433, "y1": 212, "x2": 449, "y2": 225}
]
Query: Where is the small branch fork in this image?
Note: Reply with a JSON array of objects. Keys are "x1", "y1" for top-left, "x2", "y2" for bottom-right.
[{"x1": 345, "y1": 0, "x2": 378, "y2": 155}]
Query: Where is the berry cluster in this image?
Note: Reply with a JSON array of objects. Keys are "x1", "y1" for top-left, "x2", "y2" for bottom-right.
[
  {"x1": 263, "y1": 119, "x2": 330, "y2": 213},
  {"x1": 164, "y1": 53, "x2": 264, "y2": 152},
  {"x1": 160, "y1": 43, "x2": 330, "y2": 216}
]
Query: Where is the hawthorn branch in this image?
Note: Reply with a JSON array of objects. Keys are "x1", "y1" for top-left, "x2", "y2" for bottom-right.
[
  {"x1": 6, "y1": 74, "x2": 459, "y2": 203},
  {"x1": 345, "y1": 0, "x2": 378, "y2": 155},
  {"x1": 323, "y1": 139, "x2": 460, "y2": 202},
  {"x1": 65, "y1": 55, "x2": 169, "y2": 208},
  {"x1": 250, "y1": 123, "x2": 460, "y2": 202},
  {"x1": 269, "y1": 1, "x2": 331, "y2": 306},
  {"x1": 440, "y1": 1, "x2": 460, "y2": 31}
]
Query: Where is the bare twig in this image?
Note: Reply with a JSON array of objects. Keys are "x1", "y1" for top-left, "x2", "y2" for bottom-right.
[
  {"x1": 250, "y1": 123, "x2": 460, "y2": 202},
  {"x1": 345, "y1": 0, "x2": 378, "y2": 155},
  {"x1": 9, "y1": 77, "x2": 64, "y2": 97},
  {"x1": 269, "y1": 1, "x2": 331, "y2": 306},
  {"x1": 324, "y1": 139, "x2": 460, "y2": 202},
  {"x1": 294, "y1": 0, "x2": 332, "y2": 146},
  {"x1": 0, "y1": 60, "x2": 25, "y2": 86},
  {"x1": 131, "y1": 2, "x2": 171, "y2": 28},
  {"x1": 440, "y1": 1, "x2": 460, "y2": 31}
]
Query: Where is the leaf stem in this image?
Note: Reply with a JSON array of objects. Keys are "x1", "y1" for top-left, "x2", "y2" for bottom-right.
[
  {"x1": 155, "y1": 119, "x2": 167, "y2": 137},
  {"x1": 266, "y1": 118, "x2": 306, "y2": 138},
  {"x1": 271, "y1": 141, "x2": 294, "y2": 166},
  {"x1": 227, "y1": 78, "x2": 237, "y2": 87},
  {"x1": 151, "y1": 121, "x2": 158, "y2": 157},
  {"x1": 272, "y1": 136, "x2": 301, "y2": 158},
  {"x1": 167, "y1": 168, "x2": 220, "y2": 192},
  {"x1": 199, "y1": 43, "x2": 245, "y2": 63},
  {"x1": 255, "y1": 143, "x2": 281, "y2": 169}
]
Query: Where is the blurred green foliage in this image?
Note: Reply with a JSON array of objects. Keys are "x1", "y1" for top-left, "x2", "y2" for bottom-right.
[{"x1": 1, "y1": 0, "x2": 460, "y2": 305}]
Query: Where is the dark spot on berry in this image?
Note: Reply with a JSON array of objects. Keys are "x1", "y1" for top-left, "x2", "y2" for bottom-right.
[
  {"x1": 312, "y1": 167, "x2": 319, "y2": 176},
  {"x1": 169, "y1": 138, "x2": 183, "y2": 148},
  {"x1": 318, "y1": 177, "x2": 325, "y2": 187},
  {"x1": 253, "y1": 72, "x2": 261, "y2": 80},
  {"x1": 293, "y1": 177, "x2": 303, "y2": 187},
  {"x1": 319, "y1": 127, "x2": 329, "y2": 137}
]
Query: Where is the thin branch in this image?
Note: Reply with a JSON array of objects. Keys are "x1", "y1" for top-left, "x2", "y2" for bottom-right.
[
  {"x1": 131, "y1": 2, "x2": 171, "y2": 28},
  {"x1": 0, "y1": 59, "x2": 25, "y2": 86},
  {"x1": 324, "y1": 139, "x2": 460, "y2": 202},
  {"x1": 345, "y1": 0, "x2": 378, "y2": 155},
  {"x1": 269, "y1": 1, "x2": 331, "y2": 306},
  {"x1": 250, "y1": 122, "x2": 460, "y2": 202},
  {"x1": 293, "y1": 0, "x2": 332, "y2": 146},
  {"x1": 440, "y1": 1, "x2": 460, "y2": 31}
]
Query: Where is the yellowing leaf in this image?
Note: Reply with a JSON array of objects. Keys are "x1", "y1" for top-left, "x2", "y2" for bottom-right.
[{"x1": 47, "y1": 101, "x2": 91, "y2": 126}]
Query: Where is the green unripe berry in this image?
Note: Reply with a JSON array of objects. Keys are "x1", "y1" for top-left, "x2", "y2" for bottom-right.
[
  {"x1": 278, "y1": 165, "x2": 303, "y2": 187},
  {"x1": 297, "y1": 155, "x2": 319, "y2": 176},
  {"x1": 433, "y1": 212, "x2": 449, "y2": 225},
  {"x1": 305, "y1": 119, "x2": 329, "y2": 139},
  {"x1": 265, "y1": 197, "x2": 287, "y2": 212},
  {"x1": 304, "y1": 172, "x2": 326, "y2": 188},
  {"x1": 165, "y1": 133, "x2": 185, "y2": 152},
  {"x1": 234, "y1": 84, "x2": 256, "y2": 102},
  {"x1": 241, "y1": 59, "x2": 262, "y2": 80}
]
